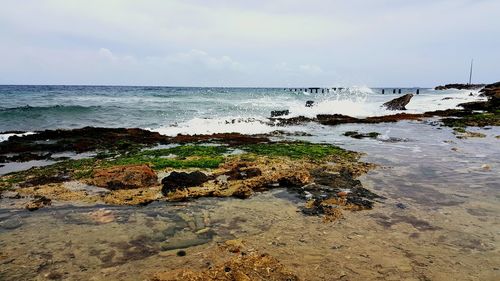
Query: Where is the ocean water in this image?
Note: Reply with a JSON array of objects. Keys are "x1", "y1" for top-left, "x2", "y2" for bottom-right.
[{"x1": 0, "y1": 85, "x2": 484, "y2": 136}]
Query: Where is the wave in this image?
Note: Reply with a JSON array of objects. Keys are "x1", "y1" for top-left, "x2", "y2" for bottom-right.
[
  {"x1": 0, "y1": 132, "x2": 35, "y2": 142},
  {"x1": 149, "y1": 116, "x2": 286, "y2": 136},
  {"x1": 0, "y1": 105, "x2": 104, "y2": 113}
]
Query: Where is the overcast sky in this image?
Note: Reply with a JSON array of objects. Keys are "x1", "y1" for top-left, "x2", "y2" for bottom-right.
[{"x1": 0, "y1": 0, "x2": 498, "y2": 87}]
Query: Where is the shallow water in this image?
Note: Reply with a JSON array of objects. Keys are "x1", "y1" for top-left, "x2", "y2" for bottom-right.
[{"x1": 1, "y1": 121, "x2": 499, "y2": 280}]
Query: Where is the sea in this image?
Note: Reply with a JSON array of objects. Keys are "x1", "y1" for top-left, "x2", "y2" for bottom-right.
[{"x1": 0, "y1": 85, "x2": 484, "y2": 137}]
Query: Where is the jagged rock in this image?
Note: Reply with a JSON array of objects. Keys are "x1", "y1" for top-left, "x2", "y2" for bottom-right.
[
  {"x1": 91, "y1": 164, "x2": 158, "y2": 190},
  {"x1": 270, "y1": 110, "x2": 289, "y2": 117},
  {"x1": 161, "y1": 171, "x2": 209, "y2": 195},
  {"x1": 382, "y1": 94, "x2": 413, "y2": 110},
  {"x1": 305, "y1": 100, "x2": 314, "y2": 107}
]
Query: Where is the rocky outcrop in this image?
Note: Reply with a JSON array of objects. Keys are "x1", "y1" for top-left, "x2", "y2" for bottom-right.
[
  {"x1": 161, "y1": 171, "x2": 209, "y2": 195},
  {"x1": 435, "y1": 83, "x2": 485, "y2": 90},
  {"x1": 305, "y1": 100, "x2": 314, "y2": 107},
  {"x1": 382, "y1": 94, "x2": 413, "y2": 110},
  {"x1": 0, "y1": 127, "x2": 170, "y2": 155},
  {"x1": 90, "y1": 164, "x2": 158, "y2": 190}
]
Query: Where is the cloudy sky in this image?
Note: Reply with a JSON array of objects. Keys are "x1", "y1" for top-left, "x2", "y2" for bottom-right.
[{"x1": 0, "y1": 0, "x2": 498, "y2": 87}]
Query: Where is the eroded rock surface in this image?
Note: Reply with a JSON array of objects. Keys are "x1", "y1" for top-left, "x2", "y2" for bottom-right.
[{"x1": 90, "y1": 164, "x2": 158, "y2": 190}]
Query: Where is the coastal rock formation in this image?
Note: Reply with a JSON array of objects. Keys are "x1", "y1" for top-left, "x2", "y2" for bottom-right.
[
  {"x1": 305, "y1": 100, "x2": 314, "y2": 107},
  {"x1": 90, "y1": 164, "x2": 158, "y2": 190},
  {"x1": 435, "y1": 83, "x2": 485, "y2": 90},
  {"x1": 161, "y1": 171, "x2": 209, "y2": 195},
  {"x1": 0, "y1": 127, "x2": 170, "y2": 155},
  {"x1": 382, "y1": 94, "x2": 413, "y2": 110}
]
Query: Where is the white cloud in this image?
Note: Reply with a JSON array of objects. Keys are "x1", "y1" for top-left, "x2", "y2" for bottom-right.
[
  {"x1": 0, "y1": 0, "x2": 499, "y2": 86},
  {"x1": 299, "y1": 64, "x2": 323, "y2": 75},
  {"x1": 161, "y1": 49, "x2": 243, "y2": 71}
]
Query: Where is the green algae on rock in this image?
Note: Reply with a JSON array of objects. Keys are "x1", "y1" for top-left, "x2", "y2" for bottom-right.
[{"x1": 0, "y1": 139, "x2": 379, "y2": 222}]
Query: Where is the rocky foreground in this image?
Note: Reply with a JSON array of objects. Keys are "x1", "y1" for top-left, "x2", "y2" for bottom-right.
[{"x1": 0, "y1": 126, "x2": 380, "y2": 224}]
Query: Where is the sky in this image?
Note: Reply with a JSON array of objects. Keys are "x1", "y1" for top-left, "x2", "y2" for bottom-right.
[{"x1": 0, "y1": 0, "x2": 499, "y2": 87}]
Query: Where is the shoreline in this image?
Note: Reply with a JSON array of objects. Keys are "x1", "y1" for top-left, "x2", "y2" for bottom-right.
[{"x1": 0, "y1": 82, "x2": 499, "y2": 280}]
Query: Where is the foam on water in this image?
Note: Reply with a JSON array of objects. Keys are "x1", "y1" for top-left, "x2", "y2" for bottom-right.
[
  {"x1": 0, "y1": 85, "x2": 487, "y2": 135},
  {"x1": 150, "y1": 116, "x2": 281, "y2": 136},
  {"x1": 0, "y1": 132, "x2": 35, "y2": 142}
]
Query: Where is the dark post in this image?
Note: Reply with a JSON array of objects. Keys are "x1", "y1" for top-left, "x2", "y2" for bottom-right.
[
  {"x1": 398, "y1": 89, "x2": 401, "y2": 94},
  {"x1": 416, "y1": 89, "x2": 420, "y2": 95},
  {"x1": 382, "y1": 89, "x2": 385, "y2": 94},
  {"x1": 393, "y1": 89, "x2": 396, "y2": 94}
]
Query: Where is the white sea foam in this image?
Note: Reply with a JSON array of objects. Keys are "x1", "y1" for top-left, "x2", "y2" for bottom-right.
[
  {"x1": 0, "y1": 132, "x2": 35, "y2": 142},
  {"x1": 151, "y1": 87, "x2": 486, "y2": 136},
  {"x1": 150, "y1": 116, "x2": 281, "y2": 136}
]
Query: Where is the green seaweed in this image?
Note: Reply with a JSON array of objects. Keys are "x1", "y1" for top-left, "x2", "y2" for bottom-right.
[
  {"x1": 0, "y1": 142, "x2": 356, "y2": 188},
  {"x1": 240, "y1": 142, "x2": 355, "y2": 160},
  {"x1": 106, "y1": 145, "x2": 229, "y2": 169},
  {"x1": 442, "y1": 110, "x2": 500, "y2": 128}
]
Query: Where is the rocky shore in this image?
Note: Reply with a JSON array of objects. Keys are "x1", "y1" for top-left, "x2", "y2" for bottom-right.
[
  {"x1": 1, "y1": 82, "x2": 499, "y2": 281},
  {"x1": 0, "y1": 126, "x2": 381, "y2": 224}
]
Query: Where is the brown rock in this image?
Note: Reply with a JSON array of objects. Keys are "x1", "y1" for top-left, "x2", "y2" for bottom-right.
[
  {"x1": 382, "y1": 94, "x2": 414, "y2": 110},
  {"x1": 90, "y1": 164, "x2": 158, "y2": 190}
]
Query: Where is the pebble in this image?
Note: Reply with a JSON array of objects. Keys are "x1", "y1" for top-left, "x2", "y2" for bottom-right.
[
  {"x1": 481, "y1": 164, "x2": 491, "y2": 171},
  {"x1": 396, "y1": 203, "x2": 407, "y2": 209}
]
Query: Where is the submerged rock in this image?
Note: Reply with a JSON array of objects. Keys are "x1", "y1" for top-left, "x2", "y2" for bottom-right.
[
  {"x1": 153, "y1": 241, "x2": 299, "y2": 281},
  {"x1": 88, "y1": 209, "x2": 115, "y2": 224},
  {"x1": 161, "y1": 171, "x2": 209, "y2": 195},
  {"x1": 0, "y1": 216, "x2": 23, "y2": 230},
  {"x1": 90, "y1": 164, "x2": 158, "y2": 190},
  {"x1": 305, "y1": 100, "x2": 314, "y2": 107},
  {"x1": 382, "y1": 94, "x2": 413, "y2": 110},
  {"x1": 343, "y1": 131, "x2": 380, "y2": 139}
]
